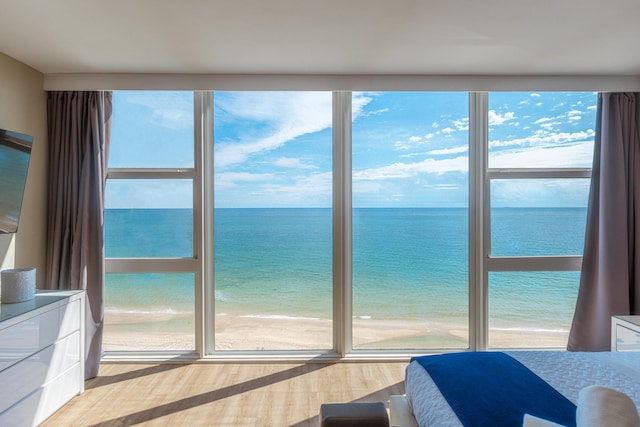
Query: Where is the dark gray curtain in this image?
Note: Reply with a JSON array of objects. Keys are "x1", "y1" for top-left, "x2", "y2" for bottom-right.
[
  {"x1": 567, "y1": 92, "x2": 640, "y2": 352},
  {"x1": 45, "y1": 91, "x2": 112, "y2": 379}
]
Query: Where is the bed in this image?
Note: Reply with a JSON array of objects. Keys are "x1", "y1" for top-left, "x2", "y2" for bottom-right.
[{"x1": 389, "y1": 351, "x2": 640, "y2": 427}]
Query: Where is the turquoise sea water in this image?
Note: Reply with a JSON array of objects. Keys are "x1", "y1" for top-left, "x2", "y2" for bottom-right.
[{"x1": 104, "y1": 208, "x2": 587, "y2": 337}]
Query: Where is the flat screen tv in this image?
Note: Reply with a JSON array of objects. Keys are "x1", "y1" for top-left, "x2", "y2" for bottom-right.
[{"x1": 0, "y1": 128, "x2": 33, "y2": 234}]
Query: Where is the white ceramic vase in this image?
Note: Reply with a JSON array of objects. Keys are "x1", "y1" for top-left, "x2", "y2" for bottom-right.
[{"x1": 1, "y1": 267, "x2": 36, "y2": 303}]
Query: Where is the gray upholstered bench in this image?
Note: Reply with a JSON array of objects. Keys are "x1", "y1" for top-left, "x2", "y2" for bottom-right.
[{"x1": 320, "y1": 402, "x2": 389, "y2": 427}]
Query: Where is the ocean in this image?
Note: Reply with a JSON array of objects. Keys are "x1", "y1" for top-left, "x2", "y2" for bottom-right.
[{"x1": 104, "y1": 207, "x2": 586, "y2": 349}]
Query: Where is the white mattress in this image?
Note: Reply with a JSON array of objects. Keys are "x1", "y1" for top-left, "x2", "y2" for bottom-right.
[{"x1": 405, "y1": 351, "x2": 640, "y2": 427}]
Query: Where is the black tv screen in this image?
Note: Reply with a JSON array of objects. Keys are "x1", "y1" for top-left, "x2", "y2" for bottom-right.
[{"x1": 0, "y1": 129, "x2": 33, "y2": 234}]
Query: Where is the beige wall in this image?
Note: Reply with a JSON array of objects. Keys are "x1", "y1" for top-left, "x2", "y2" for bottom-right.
[{"x1": 0, "y1": 53, "x2": 47, "y2": 286}]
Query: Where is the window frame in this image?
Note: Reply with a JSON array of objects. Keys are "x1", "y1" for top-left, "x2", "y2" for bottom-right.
[
  {"x1": 104, "y1": 92, "x2": 207, "y2": 357},
  {"x1": 103, "y1": 90, "x2": 592, "y2": 360},
  {"x1": 477, "y1": 92, "x2": 593, "y2": 350}
]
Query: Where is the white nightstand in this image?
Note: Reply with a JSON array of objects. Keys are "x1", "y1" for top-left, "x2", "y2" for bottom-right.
[{"x1": 612, "y1": 316, "x2": 640, "y2": 351}]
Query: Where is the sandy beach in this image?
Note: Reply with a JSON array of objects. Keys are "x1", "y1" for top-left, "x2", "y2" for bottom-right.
[{"x1": 103, "y1": 311, "x2": 570, "y2": 352}]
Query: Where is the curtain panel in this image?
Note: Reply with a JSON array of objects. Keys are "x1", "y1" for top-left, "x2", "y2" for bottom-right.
[
  {"x1": 45, "y1": 91, "x2": 112, "y2": 379},
  {"x1": 568, "y1": 92, "x2": 640, "y2": 352}
]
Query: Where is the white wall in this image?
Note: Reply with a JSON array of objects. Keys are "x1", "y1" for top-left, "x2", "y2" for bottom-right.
[{"x1": 0, "y1": 53, "x2": 47, "y2": 285}]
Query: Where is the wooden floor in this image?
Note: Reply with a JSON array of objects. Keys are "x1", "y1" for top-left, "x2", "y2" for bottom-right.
[{"x1": 41, "y1": 361, "x2": 407, "y2": 427}]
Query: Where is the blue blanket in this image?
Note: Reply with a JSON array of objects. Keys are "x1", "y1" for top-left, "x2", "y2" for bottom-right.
[{"x1": 411, "y1": 352, "x2": 576, "y2": 427}]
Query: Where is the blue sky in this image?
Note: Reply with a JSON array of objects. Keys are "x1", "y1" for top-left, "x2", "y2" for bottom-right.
[{"x1": 106, "y1": 91, "x2": 596, "y2": 209}]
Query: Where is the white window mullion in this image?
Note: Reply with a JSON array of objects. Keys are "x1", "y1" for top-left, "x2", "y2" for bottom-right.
[
  {"x1": 105, "y1": 258, "x2": 199, "y2": 272},
  {"x1": 469, "y1": 92, "x2": 488, "y2": 351},
  {"x1": 193, "y1": 92, "x2": 215, "y2": 357},
  {"x1": 487, "y1": 169, "x2": 591, "y2": 179},
  {"x1": 487, "y1": 256, "x2": 583, "y2": 271},
  {"x1": 333, "y1": 91, "x2": 352, "y2": 356},
  {"x1": 107, "y1": 169, "x2": 197, "y2": 179},
  {"x1": 193, "y1": 91, "x2": 209, "y2": 356}
]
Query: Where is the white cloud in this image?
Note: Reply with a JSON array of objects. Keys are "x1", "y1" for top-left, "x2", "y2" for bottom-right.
[
  {"x1": 432, "y1": 184, "x2": 460, "y2": 190},
  {"x1": 252, "y1": 172, "x2": 333, "y2": 206},
  {"x1": 490, "y1": 129, "x2": 595, "y2": 148},
  {"x1": 491, "y1": 179, "x2": 591, "y2": 207},
  {"x1": 354, "y1": 156, "x2": 468, "y2": 181},
  {"x1": 399, "y1": 151, "x2": 428, "y2": 158},
  {"x1": 214, "y1": 92, "x2": 373, "y2": 169},
  {"x1": 394, "y1": 133, "x2": 434, "y2": 151},
  {"x1": 454, "y1": 118, "x2": 469, "y2": 131},
  {"x1": 540, "y1": 122, "x2": 559, "y2": 130},
  {"x1": 273, "y1": 157, "x2": 318, "y2": 170},
  {"x1": 534, "y1": 109, "x2": 587, "y2": 127},
  {"x1": 352, "y1": 93, "x2": 377, "y2": 118},
  {"x1": 488, "y1": 110, "x2": 516, "y2": 126},
  {"x1": 352, "y1": 180, "x2": 385, "y2": 194},
  {"x1": 214, "y1": 92, "x2": 333, "y2": 168},
  {"x1": 106, "y1": 179, "x2": 192, "y2": 208},
  {"x1": 489, "y1": 141, "x2": 594, "y2": 168},
  {"x1": 213, "y1": 170, "x2": 333, "y2": 207},
  {"x1": 567, "y1": 110, "x2": 583, "y2": 121},
  {"x1": 357, "y1": 108, "x2": 389, "y2": 117},
  {"x1": 426, "y1": 145, "x2": 469, "y2": 155},
  {"x1": 214, "y1": 171, "x2": 276, "y2": 189},
  {"x1": 124, "y1": 92, "x2": 193, "y2": 130},
  {"x1": 360, "y1": 137, "x2": 593, "y2": 189}
]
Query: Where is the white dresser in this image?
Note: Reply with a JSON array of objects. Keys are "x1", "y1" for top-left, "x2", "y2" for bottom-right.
[
  {"x1": 0, "y1": 290, "x2": 85, "y2": 426},
  {"x1": 611, "y1": 315, "x2": 640, "y2": 351}
]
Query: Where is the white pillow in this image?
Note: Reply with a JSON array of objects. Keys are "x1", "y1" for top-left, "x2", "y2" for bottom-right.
[
  {"x1": 577, "y1": 385, "x2": 640, "y2": 427},
  {"x1": 523, "y1": 413, "x2": 566, "y2": 427}
]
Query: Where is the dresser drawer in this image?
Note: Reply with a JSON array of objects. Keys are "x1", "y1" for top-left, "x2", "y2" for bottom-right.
[
  {"x1": 0, "y1": 362, "x2": 82, "y2": 427},
  {"x1": 0, "y1": 331, "x2": 81, "y2": 413},
  {"x1": 0, "y1": 299, "x2": 81, "y2": 373},
  {"x1": 0, "y1": 291, "x2": 85, "y2": 427},
  {"x1": 59, "y1": 299, "x2": 81, "y2": 339},
  {"x1": 0, "y1": 307, "x2": 59, "y2": 372}
]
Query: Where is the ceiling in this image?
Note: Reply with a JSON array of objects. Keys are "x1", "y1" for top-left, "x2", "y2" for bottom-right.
[{"x1": 1, "y1": 0, "x2": 640, "y2": 76}]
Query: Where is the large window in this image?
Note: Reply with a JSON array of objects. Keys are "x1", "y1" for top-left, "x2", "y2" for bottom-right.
[
  {"x1": 213, "y1": 91, "x2": 334, "y2": 351},
  {"x1": 104, "y1": 91, "x2": 198, "y2": 353},
  {"x1": 485, "y1": 92, "x2": 595, "y2": 348},
  {"x1": 351, "y1": 92, "x2": 469, "y2": 350},
  {"x1": 104, "y1": 90, "x2": 596, "y2": 356}
]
